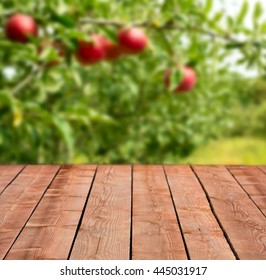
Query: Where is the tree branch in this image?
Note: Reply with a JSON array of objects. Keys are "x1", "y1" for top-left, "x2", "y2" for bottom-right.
[
  {"x1": 79, "y1": 18, "x2": 148, "y2": 28},
  {"x1": 79, "y1": 17, "x2": 258, "y2": 46},
  {"x1": 0, "y1": 10, "x2": 14, "y2": 18}
]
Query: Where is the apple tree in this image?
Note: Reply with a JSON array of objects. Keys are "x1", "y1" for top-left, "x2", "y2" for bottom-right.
[{"x1": 0, "y1": 0, "x2": 266, "y2": 163}]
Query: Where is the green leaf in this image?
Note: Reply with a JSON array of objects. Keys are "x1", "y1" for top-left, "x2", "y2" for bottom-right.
[
  {"x1": 98, "y1": 26, "x2": 118, "y2": 43},
  {"x1": 65, "y1": 107, "x2": 91, "y2": 126},
  {"x1": 65, "y1": 30, "x2": 88, "y2": 41},
  {"x1": 169, "y1": 69, "x2": 183, "y2": 92},
  {"x1": 0, "y1": 91, "x2": 13, "y2": 107},
  {"x1": 0, "y1": 91, "x2": 23, "y2": 127},
  {"x1": 52, "y1": 115, "x2": 74, "y2": 157},
  {"x1": 247, "y1": 54, "x2": 258, "y2": 68},
  {"x1": 204, "y1": 0, "x2": 213, "y2": 14},
  {"x1": 50, "y1": 13, "x2": 76, "y2": 28},
  {"x1": 225, "y1": 42, "x2": 246, "y2": 49},
  {"x1": 212, "y1": 12, "x2": 223, "y2": 24},
  {"x1": 39, "y1": 46, "x2": 58, "y2": 62},
  {"x1": 72, "y1": 71, "x2": 82, "y2": 87},
  {"x1": 260, "y1": 21, "x2": 266, "y2": 33},
  {"x1": 253, "y1": 2, "x2": 263, "y2": 22},
  {"x1": 226, "y1": 16, "x2": 234, "y2": 28},
  {"x1": 174, "y1": 14, "x2": 190, "y2": 24},
  {"x1": 237, "y1": 1, "x2": 249, "y2": 25},
  {"x1": 88, "y1": 109, "x2": 115, "y2": 124}
]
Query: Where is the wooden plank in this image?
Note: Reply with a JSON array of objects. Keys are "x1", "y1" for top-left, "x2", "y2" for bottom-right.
[
  {"x1": 70, "y1": 165, "x2": 131, "y2": 260},
  {"x1": 0, "y1": 165, "x2": 60, "y2": 259},
  {"x1": 164, "y1": 165, "x2": 235, "y2": 260},
  {"x1": 193, "y1": 165, "x2": 266, "y2": 260},
  {"x1": 258, "y1": 166, "x2": 266, "y2": 175},
  {"x1": 227, "y1": 166, "x2": 266, "y2": 216},
  {"x1": 5, "y1": 165, "x2": 97, "y2": 260},
  {"x1": 0, "y1": 165, "x2": 24, "y2": 194},
  {"x1": 132, "y1": 165, "x2": 187, "y2": 260}
]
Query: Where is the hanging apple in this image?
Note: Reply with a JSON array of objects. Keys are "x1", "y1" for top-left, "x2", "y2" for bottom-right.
[
  {"x1": 118, "y1": 28, "x2": 148, "y2": 54},
  {"x1": 75, "y1": 34, "x2": 106, "y2": 65},
  {"x1": 164, "y1": 66, "x2": 197, "y2": 93},
  {"x1": 5, "y1": 14, "x2": 38, "y2": 43},
  {"x1": 98, "y1": 36, "x2": 123, "y2": 61}
]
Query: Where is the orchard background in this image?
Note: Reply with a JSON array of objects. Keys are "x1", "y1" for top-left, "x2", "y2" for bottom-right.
[{"x1": 0, "y1": 0, "x2": 265, "y2": 164}]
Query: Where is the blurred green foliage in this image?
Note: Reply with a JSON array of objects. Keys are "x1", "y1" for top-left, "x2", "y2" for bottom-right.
[{"x1": 0, "y1": 0, "x2": 265, "y2": 164}]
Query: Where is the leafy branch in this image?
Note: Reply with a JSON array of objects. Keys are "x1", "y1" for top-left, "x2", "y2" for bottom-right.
[
  {"x1": 0, "y1": 10, "x2": 14, "y2": 17},
  {"x1": 1, "y1": 10, "x2": 262, "y2": 47},
  {"x1": 79, "y1": 16, "x2": 262, "y2": 47},
  {"x1": 11, "y1": 64, "x2": 43, "y2": 95}
]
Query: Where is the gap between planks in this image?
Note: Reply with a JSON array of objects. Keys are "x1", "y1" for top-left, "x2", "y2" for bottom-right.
[
  {"x1": 1, "y1": 165, "x2": 265, "y2": 260},
  {"x1": 0, "y1": 165, "x2": 26, "y2": 195},
  {"x1": 192, "y1": 165, "x2": 266, "y2": 260},
  {"x1": 70, "y1": 165, "x2": 132, "y2": 260},
  {"x1": 5, "y1": 165, "x2": 97, "y2": 260},
  {"x1": 67, "y1": 165, "x2": 99, "y2": 259},
  {"x1": 226, "y1": 166, "x2": 266, "y2": 217},
  {"x1": 132, "y1": 165, "x2": 187, "y2": 260},
  {"x1": 0, "y1": 165, "x2": 61, "y2": 260},
  {"x1": 164, "y1": 165, "x2": 236, "y2": 260}
]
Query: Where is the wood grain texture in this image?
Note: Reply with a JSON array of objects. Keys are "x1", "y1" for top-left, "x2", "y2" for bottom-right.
[
  {"x1": 164, "y1": 165, "x2": 235, "y2": 260},
  {"x1": 0, "y1": 165, "x2": 59, "y2": 259},
  {"x1": 259, "y1": 166, "x2": 266, "y2": 175},
  {"x1": 5, "y1": 165, "x2": 97, "y2": 260},
  {"x1": 193, "y1": 165, "x2": 266, "y2": 260},
  {"x1": 132, "y1": 165, "x2": 187, "y2": 260},
  {"x1": 0, "y1": 165, "x2": 265, "y2": 260},
  {"x1": 0, "y1": 165, "x2": 24, "y2": 194},
  {"x1": 227, "y1": 166, "x2": 266, "y2": 216},
  {"x1": 70, "y1": 165, "x2": 131, "y2": 260}
]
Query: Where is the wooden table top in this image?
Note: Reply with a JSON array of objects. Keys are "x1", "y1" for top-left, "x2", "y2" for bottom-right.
[{"x1": 0, "y1": 165, "x2": 265, "y2": 260}]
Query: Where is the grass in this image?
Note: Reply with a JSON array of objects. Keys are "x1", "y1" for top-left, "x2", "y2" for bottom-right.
[{"x1": 183, "y1": 137, "x2": 266, "y2": 165}]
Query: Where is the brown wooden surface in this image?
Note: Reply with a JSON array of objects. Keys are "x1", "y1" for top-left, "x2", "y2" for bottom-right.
[
  {"x1": 0, "y1": 165, "x2": 265, "y2": 260},
  {"x1": 132, "y1": 165, "x2": 187, "y2": 260},
  {"x1": 70, "y1": 165, "x2": 131, "y2": 260},
  {"x1": 5, "y1": 165, "x2": 97, "y2": 260},
  {"x1": 0, "y1": 165, "x2": 59, "y2": 259},
  {"x1": 193, "y1": 165, "x2": 266, "y2": 260},
  {"x1": 227, "y1": 166, "x2": 266, "y2": 216},
  {"x1": 259, "y1": 166, "x2": 266, "y2": 174},
  {"x1": 0, "y1": 165, "x2": 24, "y2": 195},
  {"x1": 164, "y1": 165, "x2": 235, "y2": 260}
]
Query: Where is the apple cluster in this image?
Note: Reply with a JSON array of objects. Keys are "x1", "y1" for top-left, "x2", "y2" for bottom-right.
[
  {"x1": 5, "y1": 14, "x2": 148, "y2": 63},
  {"x1": 75, "y1": 29, "x2": 148, "y2": 65},
  {"x1": 4, "y1": 13, "x2": 196, "y2": 93}
]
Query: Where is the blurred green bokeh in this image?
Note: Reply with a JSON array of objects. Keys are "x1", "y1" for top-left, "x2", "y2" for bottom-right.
[
  {"x1": 0, "y1": 0, "x2": 265, "y2": 164},
  {"x1": 183, "y1": 138, "x2": 266, "y2": 165}
]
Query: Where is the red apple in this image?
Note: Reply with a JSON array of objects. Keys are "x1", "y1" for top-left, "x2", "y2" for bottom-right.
[
  {"x1": 118, "y1": 28, "x2": 148, "y2": 54},
  {"x1": 75, "y1": 34, "x2": 105, "y2": 65},
  {"x1": 164, "y1": 66, "x2": 197, "y2": 93},
  {"x1": 5, "y1": 14, "x2": 38, "y2": 43},
  {"x1": 99, "y1": 36, "x2": 123, "y2": 61},
  {"x1": 38, "y1": 41, "x2": 65, "y2": 67}
]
